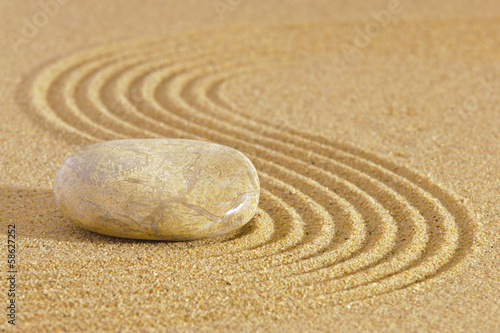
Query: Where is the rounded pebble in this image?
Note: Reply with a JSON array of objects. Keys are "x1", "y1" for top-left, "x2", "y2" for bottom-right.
[{"x1": 53, "y1": 139, "x2": 260, "y2": 240}]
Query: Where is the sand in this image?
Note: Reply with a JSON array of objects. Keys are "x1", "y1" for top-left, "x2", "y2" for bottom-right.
[{"x1": 1, "y1": 0, "x2": 500, "y2": 331}]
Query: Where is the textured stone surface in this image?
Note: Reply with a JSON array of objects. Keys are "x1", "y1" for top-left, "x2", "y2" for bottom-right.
[{"x1": 53, "y1": 139, "x2": 260, "y2": 240}]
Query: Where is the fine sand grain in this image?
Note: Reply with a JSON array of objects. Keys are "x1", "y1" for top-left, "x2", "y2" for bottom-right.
[{"x1": 1, "y1": 1, "x2": 500, "y2": 332}]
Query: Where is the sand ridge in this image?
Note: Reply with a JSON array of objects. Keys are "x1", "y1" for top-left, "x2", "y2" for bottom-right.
[
  {"x1": 16, "y1": 25, "x2": 477, "y2": 312},
  {"x1": 2, "y1": 1, "x2": 499, "y2": 331}
]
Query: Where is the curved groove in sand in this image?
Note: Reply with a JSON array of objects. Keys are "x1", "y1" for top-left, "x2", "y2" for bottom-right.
[
  {"x1": 149, "y1": 63, "x2": 460, "y2": 292},
  {"x1": 148, "y1": 69, "x2": 404, "y2": 281},
  {"x1": 193, "y1": 69, "x2": 463, "y2": 294},
  {"x1": 118, "y1": 65, "x2": 361, "y2": 264},
  {"x1": 18, "y1": 26, "x2": 475, "y2": 307},
  {"x1": 60, "y1": 52, "x2": 348, "y2": 268},
  {"x1": 40, "y1": 50, "x2": 346, "y2": 266}
]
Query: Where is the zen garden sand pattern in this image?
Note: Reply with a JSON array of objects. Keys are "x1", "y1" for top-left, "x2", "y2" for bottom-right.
[{"x1": 1, "y1": 1, "x2": 499, "y2": 332}]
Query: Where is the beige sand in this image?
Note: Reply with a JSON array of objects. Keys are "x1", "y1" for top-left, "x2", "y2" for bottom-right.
[{"x1": 1, "y1": 0, "x2": 499, "y2": 331}]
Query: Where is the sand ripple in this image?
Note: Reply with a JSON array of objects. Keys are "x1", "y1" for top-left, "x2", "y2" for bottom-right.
[{"x1": 19, "y1": 26, "x2": 475, "y2": 307}]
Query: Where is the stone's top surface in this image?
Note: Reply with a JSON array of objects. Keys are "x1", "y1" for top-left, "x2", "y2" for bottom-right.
[{"x1": 53, "y1": 139, "x2": 260, "y2": 240}]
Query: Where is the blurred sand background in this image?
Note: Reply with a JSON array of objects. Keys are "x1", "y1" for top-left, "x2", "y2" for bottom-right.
[{"x1": 1, "y1": 0, "x2": 500, "y2": 331}]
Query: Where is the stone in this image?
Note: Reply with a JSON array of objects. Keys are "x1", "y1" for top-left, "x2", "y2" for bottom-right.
[{"x1": 53, "y1": 139, "x2": 260, "y2": 240}]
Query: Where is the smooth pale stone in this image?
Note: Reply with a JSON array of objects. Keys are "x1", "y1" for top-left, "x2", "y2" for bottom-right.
[{"x1": 53, "y1": 139, "x2": 260, "y2": 241}]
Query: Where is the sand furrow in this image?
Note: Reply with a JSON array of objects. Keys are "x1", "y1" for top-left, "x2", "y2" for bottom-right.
[{"x1": 18, "y1": 26, "x2": 475, "y2": 307}]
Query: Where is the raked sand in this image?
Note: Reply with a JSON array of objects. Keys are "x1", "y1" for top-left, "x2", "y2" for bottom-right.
[{"x1": 1, "y1": 1, "x2": 500, "y2": 331}]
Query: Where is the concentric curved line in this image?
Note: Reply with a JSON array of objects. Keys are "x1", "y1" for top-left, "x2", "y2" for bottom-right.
[
  {"x1": 38, "y1": 41, "x2": 348, "y2": 268},
  {"x1": 130, "y1": 74, "x2": 400, "y2": 285},
  {"x1": 144, "y1": 61, "x2": 430, "y2": 274},
  {"x1": 201, "y1": 71, "x2": 470, "y2": 296},
  {"x1": 145, "y1": 60, "x2": 458, "y2": 294},
  {"x1": 48, "y1": 46, "x2": 348, "y2": 271},
  {"x1": 117, "y1": 62, "x2": 370, "y2": 264},
  {"x1": 18, "y1": 26, "x2": 476, "y2": 308},
  {"x1": 28, "y1": 42, "x2": 454, "y2": 292},
  {"x1": 180, "y1": 60, "x2": 464, "y2": 294}
]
